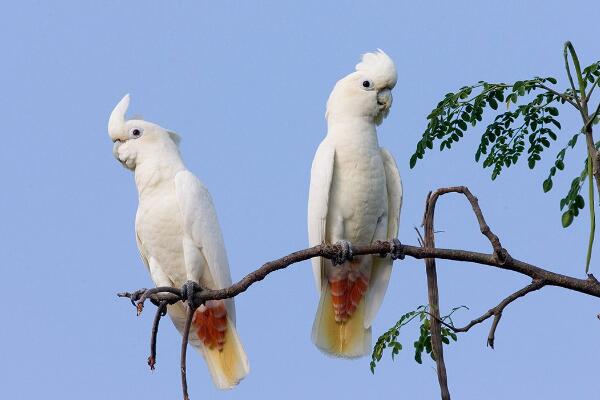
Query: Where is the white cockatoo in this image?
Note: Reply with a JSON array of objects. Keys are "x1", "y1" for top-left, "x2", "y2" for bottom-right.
[
  {"x1": 308, "y1": 50, "x2": 402, "y2": 357},
  {"x1": 108, "y1": 95, "x2": 249, "y2": 389}
]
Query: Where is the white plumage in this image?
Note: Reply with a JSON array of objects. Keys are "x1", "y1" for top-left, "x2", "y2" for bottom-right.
[
  {"x1": 108, "y1": 95, "x2": 249, "y2": 389},
  {"x1": 308, "y1": 50, "x2": 402, "y2": 357}
]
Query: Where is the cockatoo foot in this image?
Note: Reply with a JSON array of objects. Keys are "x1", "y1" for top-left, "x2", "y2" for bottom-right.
[
  {"x1": 129, "y1": 288, "x2": 149, "y2": 307},
  {"x1": 181, "y1": 280, "x2": 203, "y2": 309},
  {"x1": 389, "y1": 238, "x2": 405, "y2": 260},
  {"x1": 332, "y1": 240, "x2": 354, "y2": 265}
]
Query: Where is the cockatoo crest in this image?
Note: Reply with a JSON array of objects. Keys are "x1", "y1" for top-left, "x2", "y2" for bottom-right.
[
  {"x1": 326, "y1": 49, "x2": 397, "y2": 125},
  {"x1": 355, "y1": 49, "x2": 397, "y2": 90},
  {"x1": 108, "y1": 94, "x2": 181, "y2": 170}
]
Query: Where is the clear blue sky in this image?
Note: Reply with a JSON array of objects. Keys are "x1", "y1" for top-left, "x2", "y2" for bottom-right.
[{"x1": 1, "y1": 1, "x2": 598, "y2": 399}]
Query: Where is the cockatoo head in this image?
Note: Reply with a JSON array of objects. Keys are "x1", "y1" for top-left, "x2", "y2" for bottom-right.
[
  {"x1": 326, "y1": 49, "x2": 397, "y2": 125},
  {"x1": 108, "y1": 94, "x2": 181, "y2": 170}
]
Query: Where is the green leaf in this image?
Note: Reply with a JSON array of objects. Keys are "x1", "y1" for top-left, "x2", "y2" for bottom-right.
[
  {"x1": 543, "y1": 178, "x2": 553, "y2": 193},
  {"x1": 410, "y1": 154, "x2": 417, "y2": 169},
  {"x1": 562, "y1": 211, "x2": 574, "y2": 228},
  {"x1": 513, "y1": 81, "x2": 524, "y2": 92}
]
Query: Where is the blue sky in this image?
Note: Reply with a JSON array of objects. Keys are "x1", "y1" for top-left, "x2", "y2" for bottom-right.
[{"x1": 1, "y1": 1, "x2": 599, "y2": 399}]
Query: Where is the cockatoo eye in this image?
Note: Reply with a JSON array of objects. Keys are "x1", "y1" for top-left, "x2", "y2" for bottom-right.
[
  {"x1": 129, "y1": 127, "x2": 144, "y2": 139},
  {"x1": 361, "y1": 80, "x2": 374, "y2": 90}
]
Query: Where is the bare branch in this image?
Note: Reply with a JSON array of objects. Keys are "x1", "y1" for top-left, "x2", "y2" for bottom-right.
[
  {"x1": 181, "y1": 305, "x2": 195, "y2": 400},
  {"x1": 451, "y1": 279, "x2": 545, "y2": 347},
  {"x1": 414, "y1": 226, "x2": 425, "y2": 247},
  {"x1": 118, "y1": 241, "x2": 600, "y2": 308},
  {"x1": 422, "y1": 190, "x2": 451, "y2": 400},
  {"x1": 148, "y1": 301, "x2": 168, "y2": 370},
  {"x1": 487, "y1": 314, "x2": 502, "y2": 349}
]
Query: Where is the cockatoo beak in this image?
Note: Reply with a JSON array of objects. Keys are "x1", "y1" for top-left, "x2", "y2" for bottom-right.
[
  {"x1": 108, "y1": 94, "x2": 130, "y2": 142},
  {"x1": 377, "y1": 88, "x2": 393, "y2": 111}
]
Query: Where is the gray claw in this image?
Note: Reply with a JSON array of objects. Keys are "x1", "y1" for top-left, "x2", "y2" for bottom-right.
[
  {"x1": 389, "y1": 239, "x2": 405, "y2": 260},
  {"x1": 181, "y1": 280, "x2": 202, "y2": 309},
  {"x1": 333, "y1": 240, "x2": 353, "y2": 265},
  {"x1": 130, "y1": 288, "x2": 148, "y2": 307}
]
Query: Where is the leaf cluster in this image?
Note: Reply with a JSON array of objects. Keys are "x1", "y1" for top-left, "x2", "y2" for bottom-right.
[
  {"x1": 411, "y1": 77, "x2": 563, "y2": 179},
  {"x1": 410, "y1": 55, "x2": 600, "y2": 231},
  {"x1": 370, "y1": 305, "x2": 465, "y2": 373}
]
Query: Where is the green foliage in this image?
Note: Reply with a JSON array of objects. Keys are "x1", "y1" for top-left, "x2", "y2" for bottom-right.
[
  {"x1": 409, "y1": 47, "x2": 600, "y2": 239},
  {"x1": 410, "y1": 77, "x2": 564, "y2": 174},
  {"x1": 583, "y1": 61, "x2": 600, "y2": 85},
  {"x1": 370, "y1": 305, "x2": 466, "y2": 373},
  {"x1": 559, "y1": 158, "x2": 588, "y2": 228},
  {"x1": 544, "y1": 132, "x2": 580, "y2": 195},
  {"x1": 410, "y1": 77, "x2": 563, "y2": 178}
]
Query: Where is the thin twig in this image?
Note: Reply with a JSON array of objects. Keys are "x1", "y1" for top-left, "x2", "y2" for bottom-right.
[
  {"x1": 148, "y1": 301, "x2": 168, "y2": 370},
  {"x1": 487, "y1": 314, "x2": 502, "y2": 349},
  {"x1": 537, "y1": 84, "x2": 579, "y2": 109},
  {"x1": 485, "y1": 279, "x2": 545, "y2": 348},
  {"x1": 181, "y1": 305, "x2": 195, "y2": 400},
  {"x1": 584, "y1": 101, "x2": 600, "y2": 132},
  {"x1": 450, "y1": 280, "x2": 545, "y2": 347},
  {"x1": 137, "y1": 287, "x2": 182, "y2": 314},
  {"x1": 586, "y1": 79, "x2": 599, "y2": 103},
  {"x1": 414, "y1": 226, "x2": 425, "y2": 247}
]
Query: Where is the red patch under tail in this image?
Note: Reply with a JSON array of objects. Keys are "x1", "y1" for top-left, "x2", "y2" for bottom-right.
[
  {"x1": 329, "y1": 274, "x2": 369, "y2": 322},
  {"x1": 193, "y1": 300, "x2": 228, "y2": 351}
]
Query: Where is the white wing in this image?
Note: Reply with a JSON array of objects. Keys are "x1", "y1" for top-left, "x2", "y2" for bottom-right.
[
  {"x1": 308, "y1": 140, "x2": 335, "y2": 292},
  {"x1": 364, "y1": 148, "x2": 402, "y2": 327},
  {"x1": 175, "y1": 170, "x2": 236, "y2": 321},
  {"x1": 135, "y1": 231, "x2": 150, "y2": 270},
  {"x1": 381, "y1": 148, "x2": 402, "y2": 240}
]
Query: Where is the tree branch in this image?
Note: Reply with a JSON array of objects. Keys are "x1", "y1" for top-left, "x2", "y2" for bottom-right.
[
  {"x1": 422, "y1": 190, "x2": 450, "y2": 400},
  {"x1": 117, "y1": 185, "x2": 600, "y2": 400},
  {"x1": 450, "y1": 279, "x2": 545, "y2": 346},
  {"x1": 537, "y1": 83, "x2": 579, "y2": 109},
  {"x1": 181, "y1": 305, "x2": 195, "y2": 400},
  {"x1": 148, "y1": 301, "x2": 168, "y2": 370},
  {"x1": 118, "y1": 242, "x2": 600, "y2": 308}
]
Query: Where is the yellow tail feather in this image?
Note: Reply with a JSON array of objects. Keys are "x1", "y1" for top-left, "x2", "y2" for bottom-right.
[
  {"x1": 312, "y1": 284, "x2": 371, "y2": 358},
  {"x1": 167, "y1": 304, "x2": 249, "y2": 390},
  {"x1": 200, "y1": 318, "x2": 250, "y2": 389}
]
